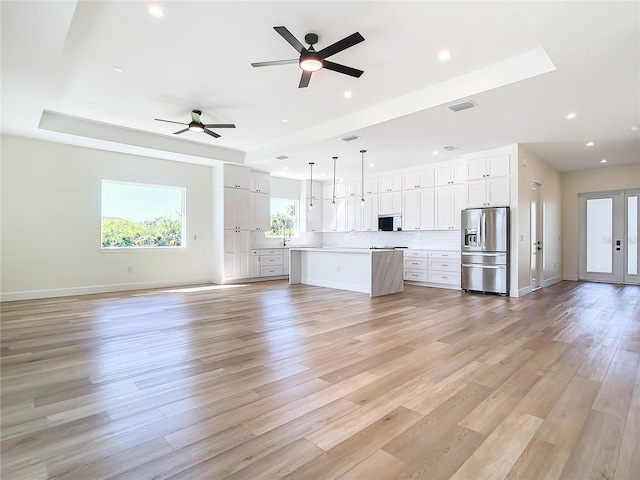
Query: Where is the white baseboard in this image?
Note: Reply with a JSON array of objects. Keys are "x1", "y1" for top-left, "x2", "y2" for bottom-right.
[
  {"x1": 518, "y1": 285, "x2": 533, "y2": 297},
  {"x1": 563, "y1": 274, "x2": 579, "y2": 281},
  {"x1": 544, "y1": 275, "x2": 563, "y2": 287},
  {"x1": 0, "y1": 278, "x2": 213, "y2": 302}
]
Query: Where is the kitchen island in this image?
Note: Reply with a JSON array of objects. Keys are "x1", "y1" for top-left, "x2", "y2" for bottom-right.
[{"x1": 289, "y1": 248, "x2": 404, "y2": 297}]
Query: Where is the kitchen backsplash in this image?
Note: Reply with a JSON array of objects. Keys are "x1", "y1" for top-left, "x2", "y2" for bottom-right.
[
  {"x1": 250, "y1": 231, "x2": 322, "y2": 248},
  {"x1": 323, "y1": 230, "x2": 460, "y2": 250}
]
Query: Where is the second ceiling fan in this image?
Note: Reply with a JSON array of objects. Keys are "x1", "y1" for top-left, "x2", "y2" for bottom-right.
[{"x1": 251, "y1": 26, "x2": 365, "y2": 88}]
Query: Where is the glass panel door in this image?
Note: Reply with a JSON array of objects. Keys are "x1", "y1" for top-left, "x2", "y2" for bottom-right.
[
  {"x1": 578, "y1": 191, "x2": 623, "y2": 283},
  {"x1": 625, "y1": 192, "x2": 639, "y2": 284}
]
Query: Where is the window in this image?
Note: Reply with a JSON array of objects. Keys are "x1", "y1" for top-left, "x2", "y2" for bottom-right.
[
  {"x1": 265, "y1": 198, "x2": 297, "y2": 237},
  {"x1": 101, "y1": 180, "x2": 185, "y2": 248}
]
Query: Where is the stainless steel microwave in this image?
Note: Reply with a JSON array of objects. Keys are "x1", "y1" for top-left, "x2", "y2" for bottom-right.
[{"x1": 378, "y1": 215, "x2": 402, "y2": 231}]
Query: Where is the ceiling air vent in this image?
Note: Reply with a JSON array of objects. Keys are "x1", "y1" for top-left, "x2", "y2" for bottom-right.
[
  {"x1": 448, "y1": 101, "x2": 475, "y2": 112},
  {"x1": 443, "y1": 145, "x2": 458, "y2": 151},
  {"x1": 275, "y1": 155, "x2": 289, "y2": 160},
  {"x1": 340, "y1": 134, "x2": 360, "y2": 142}
]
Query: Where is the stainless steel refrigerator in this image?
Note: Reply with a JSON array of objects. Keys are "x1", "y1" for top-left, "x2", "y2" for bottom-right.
[{"x1": 461, "y1": 206, "x2": 510, "y2": 296}]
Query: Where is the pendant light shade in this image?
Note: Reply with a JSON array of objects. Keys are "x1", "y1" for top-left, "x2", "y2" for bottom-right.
[
  {"x1": 308, "y1": 162, "x2": 314, "y2": 211},
  {"x1": 331, "y1": 156, "x2": 337, "y2": 208},
  {"x1": 360, "y1": 150, "x2": 366, "y2": 207}
]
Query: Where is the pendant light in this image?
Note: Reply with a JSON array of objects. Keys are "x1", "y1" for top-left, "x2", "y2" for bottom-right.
[
  {"x1": 308, "y1": 162, "x2": 314, "y2": 211},
  {"x1": 331, "y1": 156, "x2": 337, "y2": 208},
  {"x1": 360, "y1": 150, "x2": 366, "y2": 207}
]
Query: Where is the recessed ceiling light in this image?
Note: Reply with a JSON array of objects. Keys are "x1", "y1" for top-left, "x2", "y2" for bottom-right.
[
  {"x1": 439, "y1": 50, "x2": 451, "y2": 61},
  {"x1": 601, "y1": 159, "x2": 607, "y2": 164},
  {"x1": 586, "y1": 141, "x2": 594, "y2": 146},
  {"x1": 566, "y1": 112, "x2": 576, "y2": 120},
  {"x1": 90, "y1": 102, "x2": 97, "y2": 107},
  {"x1": 344, "y1": 91, "x2": 352, "y2": 98},
  {"x1": 433, "y1": 150, "x2": 439, "y2": 155},
  {"x1": 631, "y1": 125, "x2": 639, "y2": 132},
  {"x1": 112, "y1": 66, "x2": 123, "y2": 73},
  {"x1": 321, "y1": 173, "x2": 325, "y2": 176},
  {"x1": 281, "y1": 119, "x2": 288, "y2": 123},
  {"x1": 369, "y1": 163, "x2": 374, "y2": 167},
  {"x1": 148, "y1": 5, "x2": 164, "y2": 18},
  {"x1": 283, "y1": 166, "x2": 288, "y2": 170}
]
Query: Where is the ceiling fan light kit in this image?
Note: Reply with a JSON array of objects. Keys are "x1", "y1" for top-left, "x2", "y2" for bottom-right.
[{"x1": 251, "y1": 26, "x2": 365, "y2": 88}]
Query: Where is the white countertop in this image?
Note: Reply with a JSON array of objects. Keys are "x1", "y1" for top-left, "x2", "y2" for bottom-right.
[{"x1": 289, "y1": 247, "x2": 397, "y2": 253}]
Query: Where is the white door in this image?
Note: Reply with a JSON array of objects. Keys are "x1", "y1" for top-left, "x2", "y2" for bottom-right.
[
  {"x1": 578, "y1": 189, "x2": 640, "y2": 284},
  {"x1": 530, "y1": 182, "x2": 543, "y2": 291}
]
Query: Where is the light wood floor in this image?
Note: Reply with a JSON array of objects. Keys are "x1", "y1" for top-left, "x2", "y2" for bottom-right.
[{"x1": 1, "y1": 280, "x2": 639, "y2": 480}]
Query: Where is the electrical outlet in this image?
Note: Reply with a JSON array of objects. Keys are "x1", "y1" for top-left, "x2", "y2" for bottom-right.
[{"x1": 127, "y1": 266, "x2": 133, "y2": 273}]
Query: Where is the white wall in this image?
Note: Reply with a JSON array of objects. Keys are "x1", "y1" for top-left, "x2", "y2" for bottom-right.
[
  {"x1": 561, "y1": 163, "x2": 640, "y2": 280},
  {"x1": 1, "y1": 135, "x2": 214, "y2": 300},
  {"x1": 515, "y1": 145, "x2": 563, "y2": 296}
]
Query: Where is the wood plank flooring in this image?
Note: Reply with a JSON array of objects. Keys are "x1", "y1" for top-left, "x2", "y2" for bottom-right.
[{"x1": 1, "y1": 280, "x2": 639, "y2": 479}]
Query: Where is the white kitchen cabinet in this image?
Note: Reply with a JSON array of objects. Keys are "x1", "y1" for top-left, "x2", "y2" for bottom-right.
[
  {"x1": 224, "y1": 229, "x2": 250, "y2": 279},
  {"x1": 435, "y1": 184, "x2": 463, "y2": 230},
  {"x1": 465, "y1": 176, "x2": 510, "y2": 208},
  {"x1": 224, "y1": 164, "x2": 251, "y2": 190},
  {"x1": 465, "y1": 154, "x2": 510, "y2": 181},
  {"x1": 345, "y1": 180, "x2": 361, "y2": 197},
  {"x1": 428, "y1": 251, "x2": 461, "y2": 287},
  {"x1": 300, "y1": 180, "x2": 323, "y2": 232},
  {"x1": 378, "y1": 191, "x2": 402, "y2": 215},
  {"x1": 323, "y1": 197, "x2": 346, "y2": 232},
  {"x1": 403, "y1": 250, "x2": 428, "y2": 281},
  {"x1": 224, "y1": 187, "x2": 250, "y2": 230},
  {"x1": 249, "y1": 191, "x2": 270, "y2": 231},
  {"x1": 250, "y1": 249, "x2": 287, "y2": 278},
  {"x1": 250, "y1": 170, "x2": 271, "y2": 193},
  {"x1": 434, "y1": 164, "x2": 465, "y2": 186},
  {"x1": 378, "y1": 174, "x2": 402, "y2": 192},
  {"x1": 346, "y1": 196, "x2": 364, "y2": 232},
  {"x1": 402, "y1": 169, "x2": 435, "y2": 190},
  {"x1": 362, "y1": 194, "x2": 379, "y2": 231},
  {"x1": 402, "y1": 187, "x2": 435, "y2": 230},
  {"x1": 364, "y1": 177, "x2": 379, "y2": 194}
]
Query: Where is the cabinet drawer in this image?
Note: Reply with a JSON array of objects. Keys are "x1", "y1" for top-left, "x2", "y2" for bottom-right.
[
  {"x1": 260, "y1": 249, "x2": 282, "y2": 255},
  {"x1": 429, "y1": 251, "x2": 461, "y2": 260},
  {"x1": 261, "y1": 265, "x2": 283, "y2": 276},
  {"x1": 404, "y1": 270, "x2": 428, "y2": 281},
  {"x1": 404, "y1": 258, "x2": 427, "y2": 269},
  {"x1": 404, "y1": 250, "x2": 428, "y2": 258},
  {"x1": 429, "y1": 259, "x2": 459, "y2": 272},
  {"x1": 428, "y1": 271, "x2": 461, "y2": 285},
  {"x1": 261, "y1": 255, "x2": 283, "y2": 266}
]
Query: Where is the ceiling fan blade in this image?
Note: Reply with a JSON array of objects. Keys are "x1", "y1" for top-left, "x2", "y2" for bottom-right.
[
  {"x1": 298, "y1": 70, "x2": 312, "y2": 88},
  {"x1": 251, "y1": 59, "x2": 299, "y2": 68},
  {"x1": 318, "y1": 32, "x2": 364, "y2": 59},
  {"x1": 173, "y1": 128, "x2": 189, "y2": 134},
  {"x1": 204, "y1": 124, "x2": 236, "y2": 128},
  {"x1": 204, "y1": 128, "x2": 221, "y2": 138},
  {"x1": 323, "y1": 60, "x2": 364, "y2": 78},
  {"x1": 155, "y1": 119, "x2": 189, "y2": 126},
  {"x1": 274, "y1": 26, "x2": 306, "y2": 54},
  {"x1": 191, "y1": 110, "x2": 201, "y2": 123}
]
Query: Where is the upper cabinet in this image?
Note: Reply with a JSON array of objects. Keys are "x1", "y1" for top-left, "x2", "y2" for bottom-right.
[
  {"x1": 378, "y1": 174, "x2": 402, "y2": 192},
  {"x1": 250, "y1": 170, "x2": 271, "y2": 193},
  {"x1": 224, "y1": 187, "x2": 251, "y2": 230},
  {"x1": 402, "y1": 169, "x2": 435, "y2": 190},
  {"x1": 364, "y1": 177, "x2": 379, "y2": 194},
  {"x1": 465, "y1": 154, "x2": 510, "y2": 181},
  {"x1": 345, "y1": 180, "x2": 361, "y2": 197},
  {"x1": 435, "y1": 164, "x2": 465, "y2": 186},
  {"x1": 224, "y1": 164, "x2": 251, "y2": 189}
]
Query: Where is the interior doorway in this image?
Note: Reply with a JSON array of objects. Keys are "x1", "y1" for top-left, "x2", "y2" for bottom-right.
[
  {"x1": 530, "y1": 181, "x2": 543, "y2": 291},
  {"x1": 578, "y1": 189, "x2": 639, "y2": 284}
]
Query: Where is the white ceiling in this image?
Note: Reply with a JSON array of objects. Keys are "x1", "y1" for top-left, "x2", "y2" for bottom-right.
[{"x1": 1, "y1": 1, "x2": 639, "y2": 181}]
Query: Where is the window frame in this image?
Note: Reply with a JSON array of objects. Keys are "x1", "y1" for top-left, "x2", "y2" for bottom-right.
[
  {"x1": 265, "y1": 197, "x2": 299, "y2": 238},
  {"x1": 100, "y1": 179, "x2": 186, "y2": 251}
]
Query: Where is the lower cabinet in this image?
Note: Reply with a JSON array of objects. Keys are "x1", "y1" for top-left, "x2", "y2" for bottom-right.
[
  {"x1": 403, "y1": 250, "x2": 461, "y2": 289},
  {"x1": 224, "y1": 229, "x2": 250, "y2": 279},
  {"x1": 250, "y1": 249, "x2": 288, "y2": 278}
]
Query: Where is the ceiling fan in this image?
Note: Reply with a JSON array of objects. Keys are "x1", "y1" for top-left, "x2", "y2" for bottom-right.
[
  {"x1": 154, "y1": 110, "x2": 235, "y2": 138},
  {"x1": 251, "y1": 26, "x2": 365, "y2": 88}
]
